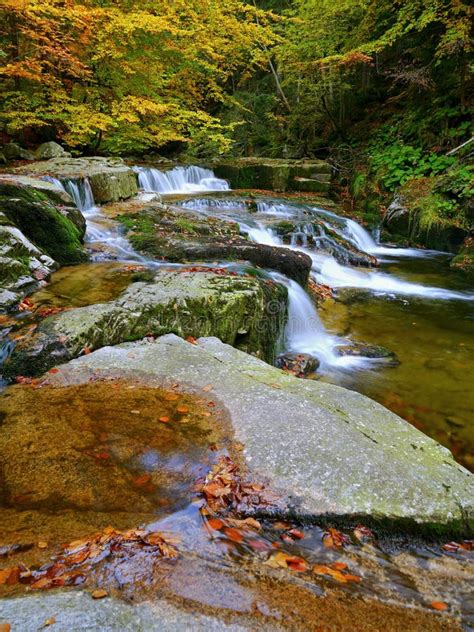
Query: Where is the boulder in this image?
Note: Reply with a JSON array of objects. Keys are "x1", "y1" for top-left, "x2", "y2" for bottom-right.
[
  {"x1": 15, "y1": 156, "x2": 138, "y2": 203},
  {"x1": 0, "y1": 175, "x2": 87, "y2": 265},
  {"x1": 2, "y1": 142, "x2": 36, "y2": 161},
  {"x1": 35, "y1": 141, "x2": 71, "y2": 159},
  {"x1": 118, "y1": 206, "x2": 313, "y2": 285},
  {"x1": 335, "y1": 342, "x2": 399, "y2": 365},
  {"x1": 0, "y1": 176, "x2": 87, "y2": 308},
  {"x1": 41, "y1": 335, "x2": 474, "y2": 531},
  {"x1": 276, "y1": 352, "x2": 319, "y2": 377},
  {"x1": 3, "y1": 270, "x2": 288, "y2": 377},
  {"x1": 0, "y1": 217, "x2": 58, "y2": 309}
]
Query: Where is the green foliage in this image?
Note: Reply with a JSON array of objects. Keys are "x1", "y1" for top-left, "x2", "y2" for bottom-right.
[{"x1": 370, "y1": 143, "x2": 456, "y2": 190}]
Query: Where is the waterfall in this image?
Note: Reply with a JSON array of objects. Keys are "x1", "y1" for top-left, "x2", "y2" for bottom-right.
[
  {"x1": 42, "y1": 176, "x2": 149, "y2": 264},
  {"x1": 240, "y1": 222, "x2": 283, "y2": 247},
  {"x1": 134, "y1": 166, "x2": 229, "y2": 194}
]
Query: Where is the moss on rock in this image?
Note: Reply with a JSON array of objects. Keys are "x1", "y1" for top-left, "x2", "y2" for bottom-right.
[{"x1": 3, "y1": 269, "x2": 288, "y2": 377}]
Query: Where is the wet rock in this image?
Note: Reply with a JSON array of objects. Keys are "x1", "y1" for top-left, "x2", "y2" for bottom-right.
[
  {"x1": 0, "y1": 381, "x2": 224, "y2": 515},
  {"x1": 0, "y1": 175, "x2": 86, "y2": 265},
  {"x1": 335, "y1": 342, "x2": 399, "y2": 365},
  {"x1": 3, "y1": 270, "x2": 287, "y2": 377},
  {"x1": 276, "y1": 352, "x2": 319, "y2": 377},
  {"x1": 118, "y1": 206, "x2": 312, "y2": 285},
  {"x1": 44, "y1": 335, "x2": 474, "y2": 531},
  {"x1": 35, "y1": 141, "x2": 71, "y2": 160},
  {"x1": 2, "y1": 143, "x2": 36, "y2": 161},
  {"x1": 0, "y1": 175, "x2": 88, "y2": 308},
  {"x1": 450, "y1": 235, "x2": 474, "y2": 273},
  {"x1": 14, "y1": 156, "x2": 138, "y2": 203}
]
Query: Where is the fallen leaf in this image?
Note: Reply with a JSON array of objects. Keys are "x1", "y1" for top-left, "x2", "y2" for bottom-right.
[
  {"x1": 38, "y1": 541, "x2": 48, "y2": 549},
  {"x1": 164, "y1": 393, "x2": 179, "y2": 401},
  {"x1": 207, "y1": 518, "x2": 224, "y2": 530},
  {"x1": 265, "y1": 551, "x2": 308, "y2": 572},
  {"x1": 158, "y1": 416, "x2": 170, "y2": 423},
  {"x1": 91, "y1": 589, "x2": 108, "y2": 600},
  {"x1": 0, "y1": 567, "x2": 20, "y2": 585},
  {"x1": 202, "y1": 384, "x2": 214, "y2": 392},
  {"x1": 323, "y1": 528, "x2": 350, "y2": 549},
  {"x1": 330, "y1": 561, "x2": 348, "y2": 571},
  {"x1": 313, "y1": 564, "x2": 361, "y2": 583},
  {"x1": 133, "y1": 474, "x2": 151, "y2": 486},
  {"x1": 0, "y1": 624, "x2": 11, "y2": 632},
  {"x1": 287, "y1": 528, "x2": 304, "y2": 540},
  {"x1": 48, "y1": 368, "x2": 59, "y2": 374},
  {"x1": 185, "y1": 336, "x2": 198, "y2": 345},
  {"x1": 176, "y1": 405, "x2": 189, "y2": 414},
  {"x1": 223, "y1": 527, "x2": 244, "y2": 543},
  {"x1": 43, "y1": 617, "x2": 56, "y2": 626},
  {"x1": 431, "y1": 601, "x2": 448, "y2": 611}
]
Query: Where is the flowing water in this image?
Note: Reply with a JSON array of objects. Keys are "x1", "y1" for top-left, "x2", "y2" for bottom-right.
[
  {"x1": 1, "y1": 174, "x2": 474, "y2": 628},
  {"x1": 178, "y1": 195, "x2": 474, "y2": 468},
  {"x1": 133, "y1": 165, "x2": 229, "y2": 194}
]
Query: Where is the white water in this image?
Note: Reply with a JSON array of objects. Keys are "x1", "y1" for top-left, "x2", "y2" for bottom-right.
[
  {"x1": 134, "y1": 166, "x2": 229, "y2": 194},
  {"x1": 270, "y1": 274, "x2": 371, "y2": 369},
  {"x1": 44, "y1": 176, "x2": 150, "y2": 264}
]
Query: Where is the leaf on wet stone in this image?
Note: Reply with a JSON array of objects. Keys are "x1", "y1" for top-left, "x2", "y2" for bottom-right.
[
  {"x1": 322, "y1": 528, "x2": 350, "y2": 549},
  {"x1": 207, "y1": 517, "x2": 225, "y2": 530},
  {"x1": 265, "y1": 551, "x2": 308, "y2": 572},
  {"x1": 176, "y1": 405, "x2": 189, "y2": 414},
  {"x1": 159, "y1": 416, "x2": 170, "y2": 423},
  {"x1": 0, "y1": 567, "x2": 20, "y2": 585},
  {"x1": 0, "y1": 624, "x2": 11, "y2": 632},
  {"x1": 431, "y1": 601, "x2": 448, "y2": 611},
  {"x1": 223, "y1": 527, "x2": 245, "y2": 543},
  {"x1": 91, "y1": 589, "x2": 108, "y2": 599}
]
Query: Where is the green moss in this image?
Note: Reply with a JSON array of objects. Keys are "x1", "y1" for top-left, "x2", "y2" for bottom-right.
[{"x1": 0, "y1": 184, "x2": 87, "y2": 264}]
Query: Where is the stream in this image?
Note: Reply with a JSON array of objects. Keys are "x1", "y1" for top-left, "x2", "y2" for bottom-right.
[{"x1": 1, "y1": 165, "x2": 473, "y2": 628}]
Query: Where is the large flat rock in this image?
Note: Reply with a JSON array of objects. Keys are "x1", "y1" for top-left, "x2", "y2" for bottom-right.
[{"x1": 45, "y1": 334, "x2": 474, "y2": 531}]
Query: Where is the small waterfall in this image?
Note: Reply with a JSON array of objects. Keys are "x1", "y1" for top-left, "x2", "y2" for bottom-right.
[
  {"x1": 44, "y1": 176, "x2": 96, "y2": 214},
  {"x1": 42, "y1": 176, "x2": 149, "y2": 264},
  {"x1": 241, "y1": 222, "x2": 283, "y2": 247},
  {"x1": 134, "y1": 166, "x2": 229, "y2": 194}
]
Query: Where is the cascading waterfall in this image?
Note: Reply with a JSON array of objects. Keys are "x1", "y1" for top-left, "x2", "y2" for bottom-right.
[
  {"x1": 134, "y1": 165, "x2": 229, "y2": 194},
  {"x1": 43, "y1": 176, "x2": 149, "y2": 264}
]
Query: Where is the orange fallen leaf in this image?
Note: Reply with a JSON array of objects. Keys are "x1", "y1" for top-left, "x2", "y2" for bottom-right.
[
  {"x1": 186, "y1": 336, "x2": 198, "y2": 345},
  {"x1": 265, "y1": 551, "x2": 308, "y2": 572},
  {"x1": 207, "y1": 518, "x2": 224, "y2": 530},
  {"x1": 176, "y1": 405, "x2": 189, "y2": 414},
  {"x1": 44, "y1": 617, "x2": 56, "y2": 626},
  {"x1": 158, "y1": 416, "x2": 170, "y2": 423},
  {"x1": 288, "y1": 528, "x2": 304, "y2": 540},
  {"x1": 38, "y1": 541, "x2": 48, "y2": 549},
  {"x1": 133, "y1": 474, "x2": 151, "y2": 486},
  {"x1": 223, "y1": 527, "x2": 244, "y2": 543},
  {"x1": 431, "y1": 601, "x2": 448, "y2": 611},
  {"x1": 48, "y1": 368, "x2": 59, "y2": 374},
  {"x1": 164, "y1": 393, "x2": 179, "y2": 401},
  {"x1": 0, "y1": 624, "x2": 11, "y2": 632},
  {"x1": 82, "y1": 346, "x2": 92, "y2": 355},
  {"x1": 330, "y1": 561, "x2": 348, "y2": 571},
  {"x1": 0, "y1": 567, "x2": 20, "y2": 586},
  {"x1": 91, "y1": 589, "x2": 108, "y2": 599}
]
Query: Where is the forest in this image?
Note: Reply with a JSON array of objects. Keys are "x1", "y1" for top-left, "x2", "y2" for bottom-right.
[{"x1": 1, "y1": 0, "x2": 472, "y2": 237}]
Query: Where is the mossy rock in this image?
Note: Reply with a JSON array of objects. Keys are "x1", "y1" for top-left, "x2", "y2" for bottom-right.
[
  {"x1": 0, "y1": 177, "x2": 87, "y2": 265},
  {"x1": 14, "y1": 156, "x2": 138, "y2": 203},
  {"x1": 450, "y1": 236, "x2": 474, "y2": 272},
  {"x1": 3, "y1": 269, "x2": 288, "y2": 377},
  {"x1": 117, "y1": 205, "x2": 312, "y2": 284}
]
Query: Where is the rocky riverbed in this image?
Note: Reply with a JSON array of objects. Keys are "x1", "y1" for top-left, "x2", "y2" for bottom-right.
[{"x1": 0, "y1": 156, "x2": 473, "y2": 630}]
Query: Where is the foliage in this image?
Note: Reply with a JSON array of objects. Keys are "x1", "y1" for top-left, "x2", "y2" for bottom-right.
[{"x1": 0, "y1": 0, "x2": 277, "y2": 154}]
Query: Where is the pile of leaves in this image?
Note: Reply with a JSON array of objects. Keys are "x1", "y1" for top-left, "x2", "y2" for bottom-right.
[
  {"x1": 0, "y1": 527, "x2": 179, "y2": 591},
  {"x1": 196, "y1": 456, "x2": 279, "y2": 515},
  {"x1": 308, "y1": 278, "x2": 333, "y2": 302}
]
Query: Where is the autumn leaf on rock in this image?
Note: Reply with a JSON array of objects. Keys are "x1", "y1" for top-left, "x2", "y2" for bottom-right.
[{"x1": 323, "y1": 528, "x2": 350, "y2": 549}]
